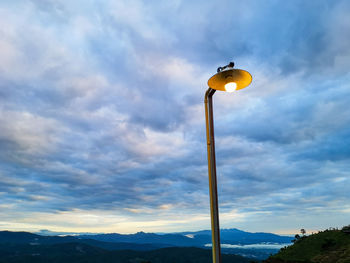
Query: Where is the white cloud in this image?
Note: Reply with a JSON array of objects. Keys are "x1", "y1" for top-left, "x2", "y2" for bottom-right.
[{"x1": 0, "y1": 110, "x2": 63, "y2": 155}]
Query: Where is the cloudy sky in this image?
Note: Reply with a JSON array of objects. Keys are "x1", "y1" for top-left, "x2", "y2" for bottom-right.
[{"x1": 0, "y1": 0, "x2": 349, "y2": 235}]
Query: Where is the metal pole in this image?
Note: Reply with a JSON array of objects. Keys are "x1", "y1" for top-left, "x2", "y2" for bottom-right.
[{"x1": 204, "y1": 87, "x2": 221, "y2": 263}]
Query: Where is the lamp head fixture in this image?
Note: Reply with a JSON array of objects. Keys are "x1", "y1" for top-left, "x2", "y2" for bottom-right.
[{"x1": 208, "y1": 62, "x2": 252, "y2": 92}]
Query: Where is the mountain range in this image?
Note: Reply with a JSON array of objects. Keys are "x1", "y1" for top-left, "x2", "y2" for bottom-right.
[
  {"x1": 0, "y1": 231, "x2": 253, "y2": 263},
  {"x1": 78, "y1": 228, "x2": 293, "y2": 247},
  {"x1": 0, "y1": 229, "x2": 293, "y2": 261}
]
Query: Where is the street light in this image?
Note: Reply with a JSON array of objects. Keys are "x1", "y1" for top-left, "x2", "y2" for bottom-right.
[{"x1": 204, "y1": 62, "x2": 252, "y2": 263}]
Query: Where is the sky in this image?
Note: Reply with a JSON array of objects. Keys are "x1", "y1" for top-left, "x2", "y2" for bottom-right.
[{"x1": 0, "y1": 0, "x2": 349, "y2": 235}]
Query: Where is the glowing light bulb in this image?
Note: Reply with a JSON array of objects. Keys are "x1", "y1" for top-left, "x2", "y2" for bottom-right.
[{"x1": 224, "y1": 82, "x2": 237, "y2": 92}]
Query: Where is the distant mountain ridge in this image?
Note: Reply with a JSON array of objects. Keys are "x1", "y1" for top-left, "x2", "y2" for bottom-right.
[
  {"x1": 178, "y1": 228, "x2": 293, "y2": 245},
  {"x1": 1, "y1": 228, "x2": 293, "y2": 248},
  {"x1": 0, "y1": 231, "x2": 167, "y2": 251},
  {"x1": 79, "y1": 228, "x2": 293, "y2": 247},
  {"x1": 0, "y1": 229, "x2": 293, "y2": 260}
]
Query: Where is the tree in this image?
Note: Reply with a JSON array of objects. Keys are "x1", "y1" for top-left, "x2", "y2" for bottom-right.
[{"x1": 292, "y1": 234, "x2": 301, "y2": 243}]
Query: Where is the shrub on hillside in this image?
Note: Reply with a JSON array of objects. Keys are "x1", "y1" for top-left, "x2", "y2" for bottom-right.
[{"x1": 342, "y1": 225, "x2": 350, "y2": 233}]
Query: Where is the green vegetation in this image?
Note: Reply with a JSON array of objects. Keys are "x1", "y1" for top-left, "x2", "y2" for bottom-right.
[{"x1": 263, "y1": 225, "x2": 350, "y2": 263}]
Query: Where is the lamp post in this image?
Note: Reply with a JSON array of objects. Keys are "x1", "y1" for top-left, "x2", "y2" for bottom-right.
[{"x1": 204, "y1": 62, "x2": 252, "y2": 263}]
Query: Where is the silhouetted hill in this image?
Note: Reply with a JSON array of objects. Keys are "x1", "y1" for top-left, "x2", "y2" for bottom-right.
[
  {"x1": 0, "y1": 231, "x2": 167, "y2": 251},
  {"x1": 0, "y1": 242, "x2": 251, "y2": 263},
  {"x1": 263, "y1": 226, "x2": 350, "y2": 263}
]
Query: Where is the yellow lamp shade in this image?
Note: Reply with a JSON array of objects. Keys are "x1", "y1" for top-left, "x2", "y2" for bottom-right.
[{"x1": 208, "y1": 69, "x2": 252, "y2": 91}]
